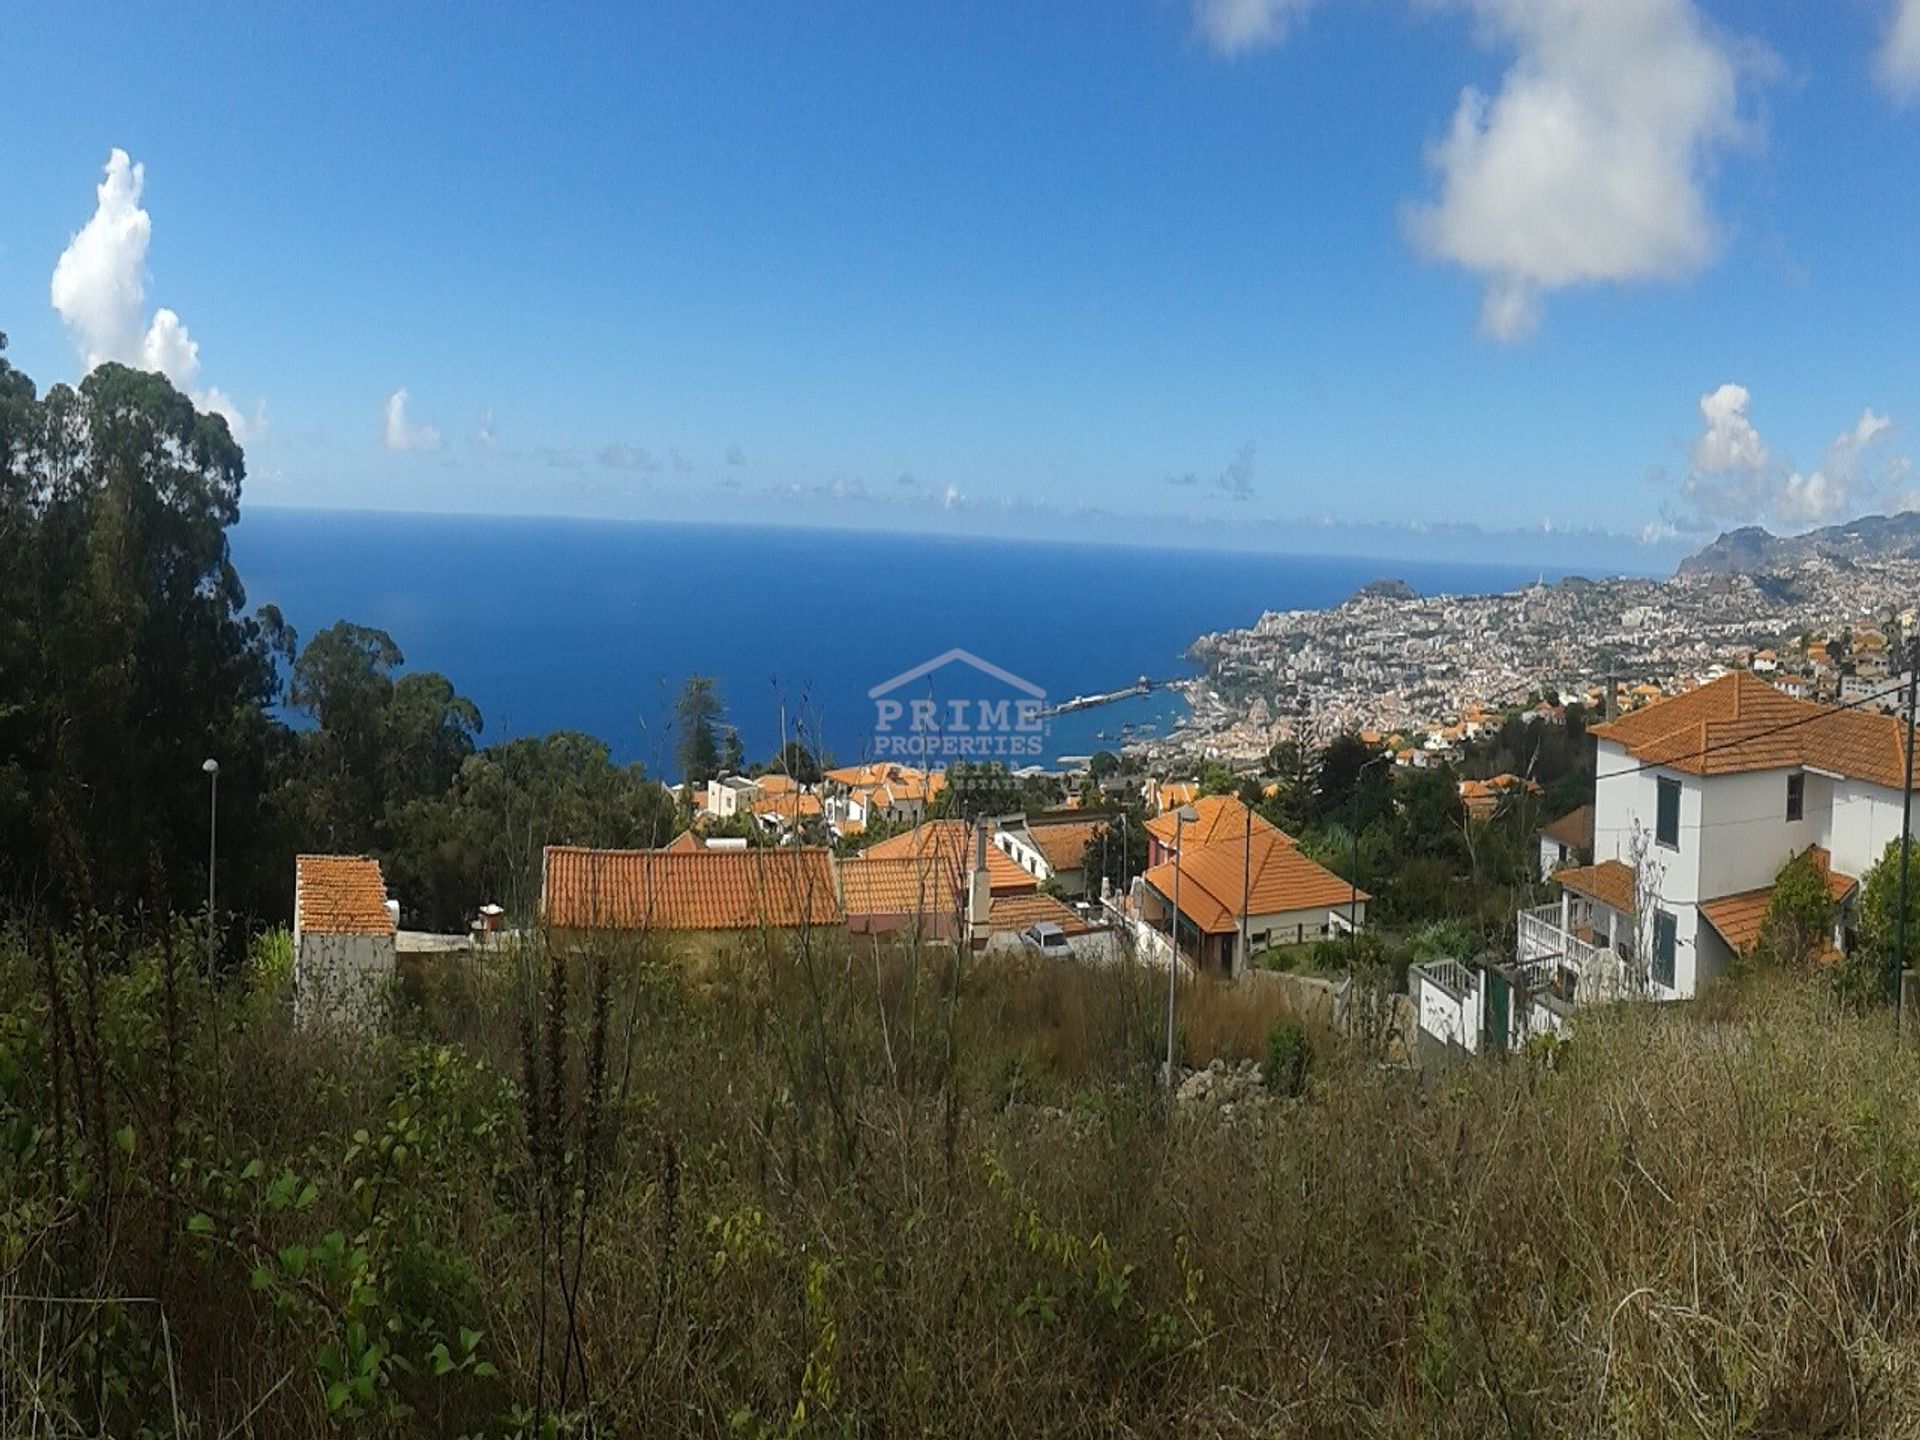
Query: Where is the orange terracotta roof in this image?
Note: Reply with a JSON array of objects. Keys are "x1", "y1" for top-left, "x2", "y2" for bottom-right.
[
  {"x1": 1699, "y1": 852, "x2": 1852, "y2": 963},
  {"x1": 541, "y1": 845, "x2": 841, "y2": 931},
  {"x1": 1144, "y1": 794, "x2": 1292, "y2": 851},
  {"x1": 1540, "y1": 804, "x2": 1594, "y2": 851},
  {"x1": 862, "y1": 821, "x2": 1036, "y2": 894},
  {"x1": 1028, "y1": 818, "x2": 1104, "y2": 873},
  {"x1": 989, "y1": 891, "x2": 1094, "y2": 937},
  {"x1": 1156, "y1": 781, "x2": 1200, "y2": 811},
  {"x1": 838, "y1": 854, "x2": 961, "y2": 917},
  {"x1": 296, "y1": 855, "x2": 394, "y2": 936},
  {"x1": 750, "y1": 791, "x2": 824, "y2": 821},
  {"x1": 1142, "y1": 829, "x2": 1363, "y2": 934},
  {"x1": 1591, "y1": 671, "x2": 1913, "y2": 788},
  {"x1": 662, "y1": 830, "x2": 703, "y2": 853},
  {"x1": 1554, "y1": 859, "x2": 1636, "y2": 915},
  {"x1": 824, "y1": 762, "x2": 931, "y2": 791}
]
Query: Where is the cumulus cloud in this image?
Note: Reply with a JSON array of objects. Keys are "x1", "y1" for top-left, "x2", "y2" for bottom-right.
[
  {"x1": 383, "y1": 389, "x2": 442, "y2": 453},
  {"x1": 1674, "y1": 385, "x2": 1904, "y2": 530},
  {"x1": 1775, "y1": 409, "x2": 1896, "y2": 526},
  {"x1": 1881, "y1": 0, "x2": 1920, "y2": 101},
  {"x1": 1691, "y1": 382, "x2": 1769, "y2": 475},
  {"x1": 50, "y1": 149, "x2": 258, "y2": 437},
  {"x1": 1406, "y1": 0, "x2": 1744, "y2": 341},
  {"x1": 1192, "y1": 0, "x2": 1316, "y2": 56}
]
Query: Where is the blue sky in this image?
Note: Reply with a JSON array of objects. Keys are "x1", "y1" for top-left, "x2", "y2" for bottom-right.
[{"x1": 4, "y1": 0, "x2": 1920, "y2": 570}]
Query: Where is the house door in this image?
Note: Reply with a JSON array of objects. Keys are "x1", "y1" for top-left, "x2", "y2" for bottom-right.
[{"x1": 1482, "y1": 972, "x2": 1510, "y2": 1057}]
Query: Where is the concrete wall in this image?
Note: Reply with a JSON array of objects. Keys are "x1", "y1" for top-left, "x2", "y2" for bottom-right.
[
  {"x1": 295, "y1": 931, "x2": 396, "y2": 1029},
  {"x1": 1414, "y1": 967, "x2": 1478, "y2": 1052}
]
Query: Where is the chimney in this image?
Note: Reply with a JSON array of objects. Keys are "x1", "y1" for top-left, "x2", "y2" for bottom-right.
[{"x1": 967, "y1": 820, "x2": 993, "y2": 943}]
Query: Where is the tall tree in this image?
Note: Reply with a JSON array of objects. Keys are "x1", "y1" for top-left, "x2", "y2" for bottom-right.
[
  {"x1": 0, "y1": 357, "x2": 279, "y2": 916},
  {"x1": 674, "y1": 676, "x2": 724, "y2": 783}
]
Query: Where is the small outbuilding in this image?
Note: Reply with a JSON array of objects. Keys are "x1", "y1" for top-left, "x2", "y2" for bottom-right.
[{"x1": 293, "y1": 854, "x2": 398, "y2": 1028}]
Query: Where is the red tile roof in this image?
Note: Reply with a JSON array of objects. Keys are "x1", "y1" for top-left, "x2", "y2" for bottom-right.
[
  {"x1": 861, "y1": 821, "x2": 1036, "y2": 894},
  {"x1": 1142, "y1": 829, "x2": 1362, "y2": 935},
  {"x1": 1554, "y1": 859, "x2": 1637, "y2": 915},
  {"x1": 1144, "y1": 794, "x2": 1292, "y2": 851},
  {"x1": 1700, "y1": 851, "x2": 1853, "y2": 962},
  {"x1": 1592, "y1": 671, "x2": 1914, "y2": 788},
  {"x1": 989, "y1": 891, "x2": 1094, "y2": 937},
  {"x1": 1027, "y1": 818, "x2": 1105, "y2": 874},
  {"x1": 541, "y1": 845, "x2": 841, "y2": 931},
  {"x1": 1540, "y1": 804, "x2": 1595, "y2": 851},
  {"x1": 296, "y1": 855, "x2": 395, "y2": 936},
  {"x1": 838, "y1": 854, "x2": 961, "y2": 918}
]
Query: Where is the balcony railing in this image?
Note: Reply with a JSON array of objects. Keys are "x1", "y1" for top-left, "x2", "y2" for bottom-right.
[{"x1": 1515, "y1": 904, "x2": 1630, "y2": 1003}]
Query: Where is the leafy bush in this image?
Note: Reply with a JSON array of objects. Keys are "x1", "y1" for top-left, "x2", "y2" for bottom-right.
[{"x1": 1262, "y1": 1016, "x2": 1311, "y2": 1096}]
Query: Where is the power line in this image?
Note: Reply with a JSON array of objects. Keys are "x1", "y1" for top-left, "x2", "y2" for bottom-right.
[{"x1": 1593, "y1": 674, "x2": 1913, "y2": 786}]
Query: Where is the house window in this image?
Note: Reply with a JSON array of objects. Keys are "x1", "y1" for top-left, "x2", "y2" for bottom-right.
[
  {"x1": 1653, "y1": 909, "x2": 1677, "y2": 989},
  {"x1": 1786, "y1": 772, "x2": 1804, "y2": 823},
  {"x1": 1655, "y1": 777, "x2": 1681, "y2": 849}
]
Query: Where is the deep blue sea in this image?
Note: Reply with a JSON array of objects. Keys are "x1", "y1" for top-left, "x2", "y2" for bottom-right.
[{"x1": 231, "y1": 509, "x2": 1561, "y2": 777}]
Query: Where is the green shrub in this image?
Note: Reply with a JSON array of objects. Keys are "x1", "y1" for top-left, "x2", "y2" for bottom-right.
[{"x1": 1262, "y1": 1016, "x2": 1311, "y2": 1096}]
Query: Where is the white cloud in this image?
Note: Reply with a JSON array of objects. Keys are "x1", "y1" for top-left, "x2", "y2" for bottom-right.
[
  {"x1": 50, "y1": 149, "x2": 258, "y2": 436},
  {"x1": 1881, "y1": 0, "x2": 1920, "y2": 101},
  {"x1": 1407, "y1": 0, "x2": 1744, "y2": 341},
  {"x1": 476, "y1": 408, "x2": 497, "y2": 451},
  {"x1": 1691, "y1": 382, "x2": 1769, "y2": 474},
  {"x1": 1775, "y1": 409, "x2": 1896, "y2": 527},
  {"x1": 383, "y1": 389, "x2": 442, "y2": 453},
  {"x1": 1192, "y1": 0, "x2": 1316, "y2": 56},
  {"x1": 1676, "y1": 386, "x2": 1905, "y2": 530}
]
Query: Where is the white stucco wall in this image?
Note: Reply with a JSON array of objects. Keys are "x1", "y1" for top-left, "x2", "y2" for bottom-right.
[
  {"x1": 1415, "y1": 968, "x2": 1478, "y2": 1052},
  {"x1": 1825, "y1": 776, "x2": 1910, "y2": 880},
  {"x1": 1696, "y1": 767, "x2": 1824, "y2": 901},
  {"x1": 295, "y1": 931, "x2": 396, "y2": 1029},
  {"x1": 1593, "y1": 740, "x2": 1706, "y2": 997}
]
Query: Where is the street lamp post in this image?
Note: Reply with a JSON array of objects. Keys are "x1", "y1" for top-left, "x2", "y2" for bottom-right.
[
  {"x1": 202, "y1": 757, "x2": 220, "y2": 977},
  {"x1": 1165, "y1": 803, "x2": 1199, "y2": 1090},
  {"x1": 1350, "y1": 754, "x2": 1391, "y2": 971}
]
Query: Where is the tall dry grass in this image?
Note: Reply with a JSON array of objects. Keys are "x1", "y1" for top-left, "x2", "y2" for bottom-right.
[{"x1": 7, "y1": 921, "x2": 1920, "y2": 1437}]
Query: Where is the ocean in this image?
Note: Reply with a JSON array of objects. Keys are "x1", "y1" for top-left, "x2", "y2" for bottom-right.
[{"x1": 230, "y1": 509, "x2": 1562, "y2": 777}]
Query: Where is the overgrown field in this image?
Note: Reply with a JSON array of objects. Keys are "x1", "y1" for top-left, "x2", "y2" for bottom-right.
[{"x1": 6, "y1": 920, "x2": 1920, "y2": 1437}]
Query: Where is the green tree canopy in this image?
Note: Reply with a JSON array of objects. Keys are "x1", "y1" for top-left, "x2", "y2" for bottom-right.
[
  {"x1": 1756, "y1": 850, "x2": 1836, "y2": 969},
  {"x1": 0, "y1": 355, "x2": 279, "y2": 916},
  {"x1": 674, "y1": 676, "x2": 725, "y2": 783}
]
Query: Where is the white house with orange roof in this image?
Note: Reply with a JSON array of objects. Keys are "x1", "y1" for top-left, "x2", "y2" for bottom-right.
[
  {"x1": 1129, "y1": 794, "x2": 1364, "y2": 979},
  {"x1": 1515, "y1": 671, "x2": 1911, "y2": 1005}
]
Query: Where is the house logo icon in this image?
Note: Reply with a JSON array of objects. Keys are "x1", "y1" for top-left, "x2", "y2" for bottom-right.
[{"x1": 868, "y1": 648, "x2": 1049, "y2": 762}]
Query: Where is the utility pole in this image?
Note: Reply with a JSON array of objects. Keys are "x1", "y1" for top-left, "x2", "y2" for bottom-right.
[
  {"x1": 1165, "y1": 804, "x2": 1196, "y2": 1091},
  {"x1": 1350, "y1": 753, "x2": 1390, "y2": 971},
  {"x1": 1239, "y1": 800, "x2": 1252, "y2": 980},
  {"x1": 1897, "y1": 636, "x2": 1918, "y2": 1035},
  {"x1": 202, "y1": 758, "x2": 220, "y2": 978}
]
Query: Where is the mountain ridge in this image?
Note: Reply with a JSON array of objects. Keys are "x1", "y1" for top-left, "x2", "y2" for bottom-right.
[{"x1": 1676, "y1": 511, "x2": 1920, "y2": 577}]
